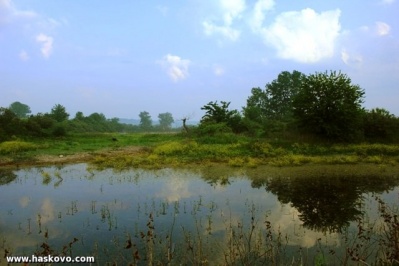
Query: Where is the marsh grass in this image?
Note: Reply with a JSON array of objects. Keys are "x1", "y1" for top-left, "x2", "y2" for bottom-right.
[
  {"x1": 92, "y1": 139, "x2": 399, "y2": 169},
  {"x1": 2, "y1": 132, "x2": 399, "y2": 168}
]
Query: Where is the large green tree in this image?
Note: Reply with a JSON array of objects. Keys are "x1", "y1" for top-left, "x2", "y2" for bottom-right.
[
  {"x1": 139, "y1": 111, "x2": 152, "y2": 131},
  {"x1": 9, "y1": 101, "x2": 31, "y2": 118},
  {"x1": 293, "y1": 71, "x2": 365, "y2": 141},
  {"x1": 158, "y1": 112, "x2": 174, "y2": 131},
  {"x1": 50, "y1": 104, "x2": 69, "y2": 122},
  {"x1": 244, "y1": 70, "x2": 305, "y2": 123}
]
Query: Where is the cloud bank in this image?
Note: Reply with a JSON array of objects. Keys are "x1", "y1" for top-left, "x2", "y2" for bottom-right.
[
  {"x1": 252, "y1": 6, "x2": 341, "y2": 63},
  {"x1": 203, "y1": 0, "x2": 342, "y2": 63}
]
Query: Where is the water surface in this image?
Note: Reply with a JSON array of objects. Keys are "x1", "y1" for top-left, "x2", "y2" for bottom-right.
[{"x1": 0, "y1": 164, "x2": 398, "y2": 265}]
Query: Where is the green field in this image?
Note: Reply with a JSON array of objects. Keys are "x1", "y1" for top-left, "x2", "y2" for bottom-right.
[{"x1": 1, "y1": 132, "x2": 399, "y2": 169}]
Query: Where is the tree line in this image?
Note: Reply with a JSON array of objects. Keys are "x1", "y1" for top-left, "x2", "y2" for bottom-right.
[
  {"x1": 0, "y1": 102, "x2": 176, "y2": 141},
  {"x1": 197, "y1": 70, "x2": 399, "y2": 143},
  {"x1": 1, "y1": 70, "x2": 398, "y2": 143}
]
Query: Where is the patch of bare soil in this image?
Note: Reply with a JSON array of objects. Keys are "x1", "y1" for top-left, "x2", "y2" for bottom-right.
[{"x1": 0, "y1": 146, "x2": 146, "y2": 168}]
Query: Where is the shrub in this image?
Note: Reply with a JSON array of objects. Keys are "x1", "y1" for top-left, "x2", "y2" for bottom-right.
[
  {"x1": 52, "y1": 124, "x2": 67, "y2": 137},
  {"x1": 250, "y1": 141, "x2": 287, "y2": 157},
  {"x1": 0, "y1": 141, "x2": 38, "y2": 154},
  {"x1": 195, "y1": 122, "x2": 232, "y2": 136},
  {"x1": 153, "y1": 141, "x2": 198, "y2": 156},
  {"x1": 194, "y1": 122, "x2": 240, "y2": 144},
  {"x1": 363, "y1": 108, "x2": 399, "y2": 143}
]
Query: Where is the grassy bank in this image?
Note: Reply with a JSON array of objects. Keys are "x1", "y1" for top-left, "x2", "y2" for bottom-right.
[{"x1": 1, "y1": 132, "x2": 399, "y2": 168}]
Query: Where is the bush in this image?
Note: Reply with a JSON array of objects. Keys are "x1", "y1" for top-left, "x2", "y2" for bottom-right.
[
  {"x1": 0, "y1": 141, "x2": 38, "y2": 154},
  {"x1": 195, "y1": 122, "x2": 232, "y2": 136},
  {"x1": 52, "y1": 124, "x2": 67, "y2": 137},
  {"x1": 363, "y1": 108, "x2": 399, "y2": 143},
  {"x1": 153, "y1": 141, "x2": 198, "y2": 156},
  {"x1": 250, "y1": 141, "x2": 287, "y2": 157},
  {"x1": 194, "y1": 122, "x2": 239, "y2": 144}
]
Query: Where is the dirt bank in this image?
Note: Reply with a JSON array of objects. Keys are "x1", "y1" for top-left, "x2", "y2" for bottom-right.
[{"x1": 0, "y1": 146, "x2": 145, "y2": 168}]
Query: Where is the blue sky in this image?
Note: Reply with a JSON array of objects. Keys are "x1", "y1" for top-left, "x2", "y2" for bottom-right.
[{"x1": 1, "y1": 0, "x2": 398, "y2": 121}]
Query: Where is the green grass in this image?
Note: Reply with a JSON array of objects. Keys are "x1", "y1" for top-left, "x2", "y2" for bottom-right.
[{"x1": 1, "y1": 132, "x2": 399, "y2": 168}]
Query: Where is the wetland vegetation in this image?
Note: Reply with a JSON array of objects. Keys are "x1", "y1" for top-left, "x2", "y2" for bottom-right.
[
  {"x1": 1, "y1": 70, "x2": 399, "y2": 265},
  {"x1": 1, "y1": 70, "x2": 399, "y2": 168}
]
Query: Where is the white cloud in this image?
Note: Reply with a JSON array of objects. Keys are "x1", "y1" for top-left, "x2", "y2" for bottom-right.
[
  {"x1": 159, "y1": 54, "x2": 191, "y2": 82},
  {"x1": 203, "y1": 21, "x2": 241, "y2": 41},
  {"x1": 202, "y1": 0, "x2": 245, "y2": 41},
  {"x1": 250, "y1": 0, "x2": 275, "y2": 30},
  {"x1": 18, "y1": 49, "x2": 29, "y2": 61},
  {"x1": 36, "y1": 33, "x2": 53, "y2": 58},
  {"x1": 359, "y1": 22, "x2": 390, "y2": 37},
  {"x1": 220, "y1": 0, "x2": 246, "y2": 25},
  {"x1": 254, "y1": 8, "x2": 341, "y2": 63},
  {"x1": 2, "y1": 1, "x2": 59, "y2": 59},
  {"x1": 341, "y1": 49, "x2": 362, "y2": 66},
  {"x1": 341, "y1": 50, "x2": 349, "y2": 64},
  {"x1": 376, "y1": 21, "x2": 390, "y2": 36},
  {"x1": 0, "y1": 0, "x2": 37, "y2": 26}
]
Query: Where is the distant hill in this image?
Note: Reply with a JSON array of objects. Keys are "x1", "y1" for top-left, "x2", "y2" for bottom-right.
[{"x1": 118, "y1": 118, "x2": 198, "y2": 128}]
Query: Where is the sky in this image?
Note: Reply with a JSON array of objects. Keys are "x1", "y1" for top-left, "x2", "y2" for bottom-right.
[{"x1": 1, "y1": 0, "x2": 398, "y2": 121}]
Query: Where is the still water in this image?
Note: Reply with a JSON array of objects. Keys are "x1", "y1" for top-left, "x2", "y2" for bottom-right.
[{"x1": 0, "y1": 164, "x2": 398, "y2": 265}]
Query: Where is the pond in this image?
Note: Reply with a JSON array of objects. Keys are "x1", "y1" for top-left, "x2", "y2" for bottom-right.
[{"x1": 1, "y1": 164, "x2": 399, "y2": 265}]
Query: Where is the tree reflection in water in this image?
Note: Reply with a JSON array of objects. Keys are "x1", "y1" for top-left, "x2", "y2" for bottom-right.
[
  {"x1": 0, "y1": 169, "x2": 17, "y2": 185},
  {"x1": 251, "y1": 173, "x2": 399, "y2": 232}
]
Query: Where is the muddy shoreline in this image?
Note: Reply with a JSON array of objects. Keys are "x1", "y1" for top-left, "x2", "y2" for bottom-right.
[{"x1": 0, "y1": 146, "x2": 144, "y2": 169}]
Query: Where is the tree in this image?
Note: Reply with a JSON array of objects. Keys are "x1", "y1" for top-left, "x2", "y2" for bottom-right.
[
  {"x1": 9, "y1": 101, "x2": 31, "y2": 118},
  {"x1": 88, "y1": 112, "x2": 106, "y2": 123},
  {"x1": 293, "y1": 71, "x2": 365, "y2": 141},
  {"x1": 158, "y1": 112, "x2": 174, "y2": 131},
  {"x1": 25, "y1": 113, "x2": 55, "y2": 137},
  {"x1": 139, "y1": 111, "x2": 152, "y2": 131},
  {"x1": 74, "y1": 111, "x2": 85, "y2": 120},
  {"x1": 244, "y1": 70, "x2": 305, "y2": 123},
  {"x1": 363, "y1": 108, "x2": 399, "y2": 142},
  {"x1": 200, "y1": 101, "x2": 243, "y2": 133},
  {"x1": 243, "y1": 71, "x2": 305, "y2": 136},
  {"x1": 0, "y1": 107, "x2": 23, "y2": 140},
  {"x1": 50, "y1": 104, "x2": 69, "y2": 122}
]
